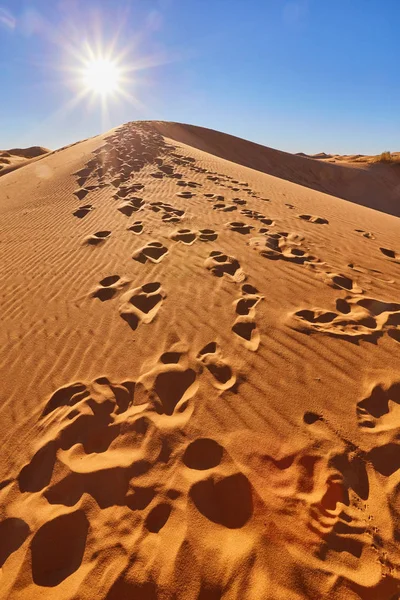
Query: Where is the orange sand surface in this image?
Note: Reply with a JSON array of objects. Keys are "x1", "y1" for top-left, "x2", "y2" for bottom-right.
[{"x1": 0, "y1": 122, "x2": 399, "y2": 599}]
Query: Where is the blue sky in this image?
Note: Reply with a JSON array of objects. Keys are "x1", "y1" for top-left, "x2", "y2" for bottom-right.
[{"x1": 0, "y1": 0, "x2": 399, "y2": 154}]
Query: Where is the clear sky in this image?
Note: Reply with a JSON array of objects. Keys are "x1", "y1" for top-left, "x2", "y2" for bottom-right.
[{"x1": 1, "y1": 0, "x2": 399, "y2": 154}]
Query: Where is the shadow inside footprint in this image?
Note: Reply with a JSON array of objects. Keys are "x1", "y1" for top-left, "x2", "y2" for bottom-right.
[
  {"x1": 189, "y1": 473, "x2": 253, "y2": 529},
  {"x1": 0, "y1": 518, "x2": 30, "y2": 568},
  {"x1": 199, "y1": 229, "x2": 218, "y2": 242},
  {"x1": 133, "y1": 242, "x2": 168, "y2": 264},
  {"x1": 171, "y1": 229, "x2": 197, "y2": 244},
  {"x1": 183, "y1": 439, "x2": 223, "y2": 470},
  {"x1": 73, "y1": 205, "x2": 93, "y2": 219},
  {"x1": 154, "y1": 369, "x2": 197, "y2": 415},
  {"x1": 86, "y1": 231, "x2": 111, "y2": 245}
]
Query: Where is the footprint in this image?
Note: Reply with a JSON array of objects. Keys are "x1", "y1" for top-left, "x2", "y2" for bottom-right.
[
  {"x1": 74, "y1": 188, "x2": 89, "y2": 201},
  {"x1": 92, "y1": 275, "x2": 127, "y2": 301},
  {"x1": 170, "y1": 229, "x2": 197, "y2": 245},
  {"x1": 204, "y1": 194, "x2": 225, "y2": 202},
  {"x1": 73, "y1": 167, "x2": 91, "y2": 179},
  {"x1": 73, "y1": 204, "x2": 94, "y2": 219},
  {"x1": 176, "y1": 191, "x2": 195, "y2": 199},
  {"x1": 226, "y1": 221, "x2": 254, "y2": 235},
  {"x1": 113, "y1": 184, "x2": 144, "y2": 200},
  {"x1": 285, "y1": 203, "x2": 295, "y2": 209},
  {"x1": 213, "y1": 203, "x2": 237, "y2": 212},
  {"x1": 127, "y1": 221, "x2": 143, "y2": 235},
  {"x1": 357, "y1": 381, "x2": 400, "y2": 432},
  {"x1": 119, "y1": 282, "x2": 165, "y2": 330},
  {"x1": 31, "y1": 511, "x2": 89, "y2": 586},
  {"x1": 204, "y1": 251, "x2": 246, "y2": 282},
  {"x1": 380, "y1": 247, "x2": 400, "y2": 262},
  {"x1": 298, "y1": 214, "x2": 329, "y2": 225},
  {"x1": 145, "y1": 503, "x2": 171, "y2": 533},
  {"x1": 0, "y1": 518, "x2": 30, "y2": 568},
  {"x1": 234, "y1": 293, "x2": 263, "y2": 317},
  {"x1": 148, "y1": 366, "x2": 197, "y2": 416},
  {"x1": 232, "y1": 318, "x2": 259, "y2": 351},
  {"x1": 324, "y1": 272, "x2": 363, "y2": 294},
  {"x1": 241, "y1": 209, "x2": 273, "y2": 225},
  {"x1": 232, "y1": 198, "x2": 247, "y2": 206},
  {"x1": 189, "y1": 473, "x2": 253, "y2": 529},
  {"x1": 183, "y1": 438, "x2": 223, "y2": 470},
  {"x1": 86, "y1": 231, "x2": 111, "y2": 246},
  {"x1": 355, "y1": 229, "x2": 375, "y2": 240},
  {"x1": 198, "y1": 229, "x2": 218, "y2": 242},
  {"x1": 294, "y1": 295, "x2": 400, "y2": 342},
  {"x1": 249, "y1": 232, "x2": 318, "y2": 265},
  {"x1": 117, "y1": 198, "x2": 144, "y2": 216},
  {"x1": 133, "y1": 242, "x2": 169, "y2": 264},
  {"x1": 177, "y1": 180, "x2": 201, "y2": 188},
  {"x1": 197, "y1": 342, "x2": 236, "y2": 390},
  {"x1": 150, "y1": 201, "x2": 184, "y2": 223}
]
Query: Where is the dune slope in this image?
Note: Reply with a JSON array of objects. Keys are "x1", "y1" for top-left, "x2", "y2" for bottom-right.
[
  {"x1": 0, "y1": 121, "x2": 399, "y2": 599},
  {"x1": 0, "y1": 147, "x2": 50, "y2": 178},
  {"x1": 152, "y1": 122, "x2": 400, "y2": 217}
]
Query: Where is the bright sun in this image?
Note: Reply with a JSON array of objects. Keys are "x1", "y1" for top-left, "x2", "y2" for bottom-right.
[{"x1": 82, "y1": 58, "x2": 121, "y2": 96}]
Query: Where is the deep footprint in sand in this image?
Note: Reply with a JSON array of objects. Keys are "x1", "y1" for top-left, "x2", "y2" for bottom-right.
[
  {"x1": 231, "y1": 284, "x2": 263, "y2": 351},
  {"x1": 249, "y1": 231, "x2": 319, "y2": 265},
  {"x1": 204, "y1": 251, "x2": 246, "y2": 282},
  {"x1": 73, "y1": 204, "x2": 94, "y2": 219},
  {"x1": 198, "y1": 229, "x2": 218, "y2": 242},
  {"x1": 91, "y1": 275, "x2": 128, "y2": 301},
  {"x1": 298, "y1": 214, "x2": 329, "y2": 225},
  {"x1": 127, "y1": 221, "x2": 143, "y2": 235},
  {"x1": 86, "y1": 231, "x2": 111, "y2": 245},
  {"x1": 197, "y1": 342, "x2": 236, "y2": 390},
  {"x1": 170, "y1": 229, "x2": 197, "y2": 245},
  {"x1": 380, "y1": 247, "x2": 400, "y2": 262},
  {"x1": 294, "y1": 295, "x2": 400, "y2": 342},
  {"x1": 133, "y1": 242, "x2": 169, "y2": 264},
  {"x1": 213, "y1": 203, "x2": 237, "y2": 212},
  {"x1": 183, "y1": 438, "x2": 224, "y2": 470},
  {"x1": 118, "y1": 197, "x2": 145, "y2": 216},
  {"x1": 176, "y1": 191, "x2": 196, "y2": 199},
  {"x1": 355, "y1": 229, "x2": 375, "y2": 239},
  {"x1": 226, "y1": 221, "x2": 254, "y2": 235},
  {"x1": 74, "y1": 188, "x2": 90, "y2": 201},
  {"x1": 357, "y1": 381, "x2": 400, "y2": 432},
  {"x1": 119, "y1": 282, "x2": 165, "y2": 330}
]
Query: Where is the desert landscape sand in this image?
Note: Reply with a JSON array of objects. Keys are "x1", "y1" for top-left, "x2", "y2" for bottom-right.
[
  {"x1": 0, "y1": 121, "x2": 400, "y2": 599},
  {"x1": 0, "y1": 147, "x2": 49, "y2": 178}
]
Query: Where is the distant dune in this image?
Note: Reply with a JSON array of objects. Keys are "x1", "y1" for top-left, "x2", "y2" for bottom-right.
[
  {"x1": 0, "y1": 146, "x2": 50, "y2": 177},
  {"x1": 4, "y1": 146, "x2": 49, "y2": 158},
  {"x1": 0, "y1": 121, "x2": 399, "y2": 599}
]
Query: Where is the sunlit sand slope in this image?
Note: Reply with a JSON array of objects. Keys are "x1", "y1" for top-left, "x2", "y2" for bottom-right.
[{"x1": 0, "y1": 121, "x2": 399, "y2": 599}]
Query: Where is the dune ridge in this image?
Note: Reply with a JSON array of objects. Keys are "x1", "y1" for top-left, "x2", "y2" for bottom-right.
[
  {"x1": 0, "y1": 121, "x2": 399, "y2": 599},
  {"x1": 151, "y1": 122, "x2": 400, "y2": 217},
  {"x1": 0, "y1": 147, "x2": 50, "y2": 178}
]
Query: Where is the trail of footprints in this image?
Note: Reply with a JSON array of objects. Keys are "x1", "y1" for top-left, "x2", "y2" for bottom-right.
[
  {"x1": 0, "y1": 345, "x2": 257, "y2": 590},
  {"x1": 4, "y1": 121, "x2": 400, "y2": 593},
  {"x1": 72, "y1": 121, "x2": 398, "y2": 350},
  {"x1": 204, "y1": 251, "x2": 263, "y2": 350}
]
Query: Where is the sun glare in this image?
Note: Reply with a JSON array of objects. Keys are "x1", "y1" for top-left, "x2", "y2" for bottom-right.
[{"x1": 82, "y1": 58, "x2": 121, "y2": 96}]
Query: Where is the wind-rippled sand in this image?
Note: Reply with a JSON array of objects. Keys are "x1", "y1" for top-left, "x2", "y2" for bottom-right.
[{"x1": 0, "y1": 121, "x2": 399, "y2": 599}]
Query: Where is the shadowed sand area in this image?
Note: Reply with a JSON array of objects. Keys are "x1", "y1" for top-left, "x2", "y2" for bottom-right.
[{"x1": 0, "y1": 121, "x2": 399, "y2": 599}]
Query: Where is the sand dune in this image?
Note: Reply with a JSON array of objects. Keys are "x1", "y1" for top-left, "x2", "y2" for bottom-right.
[
  {"x1": 152, "y1": 122, "x2": 400, "y2": 217},
  {"x1": 0, "y1": 147, "x2": 50, "y2": 178},
  {"x1": 0, "y1": 121, "x2": 399, "y2": 599}
]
